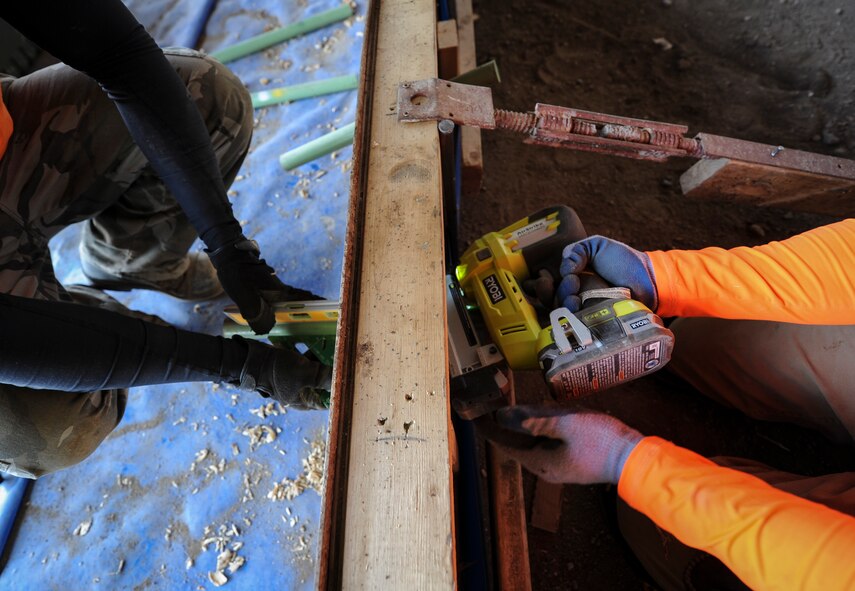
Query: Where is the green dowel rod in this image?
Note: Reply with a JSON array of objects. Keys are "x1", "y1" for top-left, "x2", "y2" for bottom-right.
[
  {"x1": 210, "y1": 4, "x2": 354, "y2": 64},
  {"x1": 251, "y1": 75, "x2": 359, "y2": 108},
  {"x1": 279, "y1": 122, "x2": 355, "y2": 170}
]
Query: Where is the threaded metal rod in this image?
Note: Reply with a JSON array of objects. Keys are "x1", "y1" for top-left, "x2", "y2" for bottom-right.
[
  {"x1": 494, "y1": 109, "x2": 538, "y2": 134},
  {"x1": 491, "y1": 106, "x2": 703, "y2": 156}
]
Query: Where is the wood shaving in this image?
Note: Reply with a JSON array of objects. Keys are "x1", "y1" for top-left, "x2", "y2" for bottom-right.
[
  {"x1": 249, "y1": 402, "x2": 280, "y2": 419},
  {"x1": 241, "y1": 473, "x2": 255, "y2": 503},
  {"x1": 216, "y1": 549, "x2": 234, "y2": 572},
  {"x1": 200, "y1": 524, "x2": 247, "y2": 586},
  {"x1": 653, "y1": 37, "x2": 673, "y2": 51},
  {"x1": 293, "y1": 536, "x2": 309, "y2": 552},
  {"x1": 267, "y1": 437, "x2": 326, "y2": 501},
  {"x1": 206, "y1": 458, "x2": 227, "y2": 476},
  {"x1": 268, "y1": 477, "x2": 304, "y2": 502},
  {"x1": 208, "y1": 571, "x2": 228, "y2": 587},
  {"x1": 227, "y1": 555, "x2": 246, "y2": 574},
  {"x1": 242, "y1": 425, "x2": 277, "y2": 449},
  {"x1": 73, "y1": 519, "x2": 92, "y2": 536},
  {"x1": 201, "y1": 535, "x2": 230, "y2": 553},
  {"x1": 195, "y1": 449, "x2": 209, "y2": 463}
]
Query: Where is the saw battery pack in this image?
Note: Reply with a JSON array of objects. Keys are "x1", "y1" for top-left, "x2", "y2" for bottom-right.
[{"x1": 537, "y1": 297, "x2": 674, "y2": 399}]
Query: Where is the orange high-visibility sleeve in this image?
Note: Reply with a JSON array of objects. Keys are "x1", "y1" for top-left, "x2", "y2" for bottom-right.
[
  {"x1": 619, "y1": 437, "x2": 855, "y2": 591},
  {"x1": 0, "y1": 86, "x2": 12, "y2": 160},
  {"x1": 647, "y1": 219, "x2": 855, "y2": 324}
]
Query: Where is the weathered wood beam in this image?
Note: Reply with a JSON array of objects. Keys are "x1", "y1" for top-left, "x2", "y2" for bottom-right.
[
  {"x1": 454, "y1": 0, "x2": 484, "y2": 196},
  {"x1": 488, "y1": 371, "x2": 532, "y2": 590},
  {"x1": 437, "y1": 19, "x2": 459, "y2": 80},
  {"x1": 531, "y1": 479, "x2": 563, "y2": 534},
  {"x1": 318, "y1": 0, "x2": 456, "y2": 588},
  {"x1": 681, "y1": 134, "x2": 855, "y2": 216}
]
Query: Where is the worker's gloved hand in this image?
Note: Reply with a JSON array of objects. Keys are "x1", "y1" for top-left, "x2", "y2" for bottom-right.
[
  {"x1": 495, "y1": 406, "x2": 643, "y2": 484},
  {"x1": 207, "y1": 236, "x2": 318, "y2": 334},
  {"x1": 238, "y1": 339, "x2": 331, "y2": 410},
  {"x1": 557, "y1": 236, "x2": 658, "y2": 312},
  {"x1": 521, "y1": 268, "x2": 557, "y2": 311}
]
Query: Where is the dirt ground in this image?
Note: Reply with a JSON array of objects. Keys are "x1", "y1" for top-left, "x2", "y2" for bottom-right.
[{"x1": 465, "y1": 1, "x2": 855, "y2": 589}]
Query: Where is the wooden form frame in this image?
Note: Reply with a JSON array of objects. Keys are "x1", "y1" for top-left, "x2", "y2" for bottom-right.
[
  {"x1": 454, "y1": 0, "x2": 484, "y2": 196},
  {"x1": 318, "y1": 0, "x2": 456, "y2": 588}
]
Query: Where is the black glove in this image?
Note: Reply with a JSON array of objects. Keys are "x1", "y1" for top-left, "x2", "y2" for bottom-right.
[
  {"x1": 207, "y1": 236, "x2": 318, "y2": 334},
  {"x1": 521, "y1": 268, "x2": 557, "y2": 312},
  {"x1": 238, "y1": 339, "x2": 331, "y2": 410}
]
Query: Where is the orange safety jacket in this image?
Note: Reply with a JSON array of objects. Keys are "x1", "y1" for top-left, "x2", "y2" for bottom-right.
[
  {"x1": 648, "y1": 218, "x2": 855, "y2": 324},
  {"x1": 631, "y1": 221, "x2": 855, "y2": 589},
  {"x1": 620, "y1": 438, "x2": 855, "y2": 591},
  {"x1": 0, "y1": 87, "x2": 12, "y2": 160}
]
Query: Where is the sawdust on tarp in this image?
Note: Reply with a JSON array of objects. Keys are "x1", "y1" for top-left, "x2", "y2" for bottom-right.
[{"x1": 267, "y1": 436, "x2": 326, "y2": 502}]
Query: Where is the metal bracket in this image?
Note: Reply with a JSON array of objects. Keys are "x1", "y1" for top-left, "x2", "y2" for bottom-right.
[
  {"x1": 396, "y1": 78, "x2": 699, "y2": 161},
  {"x1": 397, "y1": 78, "x2": 496, "y2": 129},
  {"x1": 528, "y1": 104, "x2": 696, "y2": 162}
]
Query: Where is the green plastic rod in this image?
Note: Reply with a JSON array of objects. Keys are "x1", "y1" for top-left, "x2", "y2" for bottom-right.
[
  {"x1": 251, "y1": 75, "x2": 359, "y2": 108},
  {"x1": 279, "y1": 122, "x2": 355, "y2": 171},
  {"x1": 210, "y1": 4, "x2": 354, "y2": 64}
]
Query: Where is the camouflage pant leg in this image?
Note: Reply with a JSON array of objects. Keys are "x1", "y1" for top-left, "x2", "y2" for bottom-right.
[
  {"x1": 0, "y1": 284, "x2": 177, "y2": 479},
  {"x1": 0, "y1": 384, "x2": 127, "y2": 480},
  {"x1": 0, "y1": 49, "x2": 252, "y2": 294},
  {"x1": 0, "y1": 50, "x2": 250, "y2": 478},
  {"x1": 80, "y1": 48, "x2": 253, "y2": 281}
]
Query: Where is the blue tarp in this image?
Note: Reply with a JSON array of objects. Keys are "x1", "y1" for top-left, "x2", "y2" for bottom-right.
[{"x1": 0, "y1": 1, "x2": 362, "y2": 589}]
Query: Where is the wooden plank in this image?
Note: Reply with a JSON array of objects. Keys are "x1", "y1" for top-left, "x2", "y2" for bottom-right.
[
  {"x1": 488, "y1": 371, "x2": 532, "y2": 591},
  {"x1": 437, "y1": 19, "x2": 459, "y2": 79},
  {"x1": 460, "y1": 126, "x2": 484, "y2": 195},
  {"x1": 696, "y1": 133, "x2": 855, "y2": 179},
  {"x1": 318, "y1": 0, "x2": 456, "y2": 588},
  {"x1": 681, "y1": 158, "x2": 855, "y2": 216},
  {"x1": 453, "y1": 0, "x2": 484, "y2": 196},
  {"x1": 530, "y1": 479, "x2": 563, "y2": 533}
]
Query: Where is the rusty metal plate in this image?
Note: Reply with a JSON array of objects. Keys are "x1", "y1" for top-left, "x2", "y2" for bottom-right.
[{"x1": 397, "y1": 78, "x2": 496, "y2": 129}]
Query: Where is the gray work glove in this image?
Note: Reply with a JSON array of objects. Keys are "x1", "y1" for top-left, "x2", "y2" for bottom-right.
[
  {"x1": 239, "y1": 339, "x2": 331, "y2": 410},
  {"x1": 557, "y1": 236, "x2": 659, "y2": 312},
  {"x1": 496, "y1": 406, "x2": 643, "y2": 485}
]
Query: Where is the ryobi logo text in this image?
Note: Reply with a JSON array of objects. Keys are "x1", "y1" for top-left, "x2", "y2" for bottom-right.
[{"x1": 482, "y1": 274, "x2": 506, "y2": 304}]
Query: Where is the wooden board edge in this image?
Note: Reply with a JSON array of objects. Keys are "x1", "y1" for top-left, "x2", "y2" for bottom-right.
[
  {"x1": 487, "y1": 371, "x2": 532, "y2": 591},
  {"x1": 317, "y1": 0, "x2": 380, "y2": 587},
  {"x1": 318, "y1": 0, "x2": 456, "y2": 588},
  {"x1": 454, "y1": 0, "x2": 484, "y2": 196}
]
